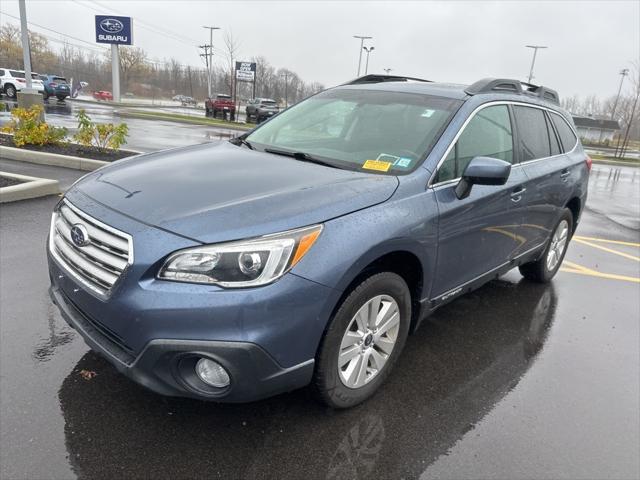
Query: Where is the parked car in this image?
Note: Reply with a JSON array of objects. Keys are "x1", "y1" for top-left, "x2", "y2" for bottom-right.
[
  {"x1": 93, "y1": 90, "x2": 113, "y2": 101},
  {"x1": 48, "y1": 74, "x2": 589, "y2": 408},
  {"x1": 246, "y1": 98, "x2": 279, "y2": 123},
  {"x1": 172, "y1": 94, "x2": 196, "y2": 106},
  {"x1": 39, "y1": 74, "x2": 71, "y2": 101},
  {"x1": 205, "y1": 93, "x2": 235, "y2": 120},
  {"x1": 0, "y1": 68, "x2": 45, "y2": 99}
]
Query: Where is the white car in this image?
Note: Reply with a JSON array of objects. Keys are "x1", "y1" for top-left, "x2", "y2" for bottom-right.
[{"x1": 0, "y1": 68, "x2": 45, "y2": 99}]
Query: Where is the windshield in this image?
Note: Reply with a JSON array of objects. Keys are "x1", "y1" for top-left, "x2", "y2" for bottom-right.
[
  {"x1": 53, "y1": 77, "x2": 67, "y2": 83},
  {"x1": 246, "y1": 88, "x2": 461, "y2": 174}
]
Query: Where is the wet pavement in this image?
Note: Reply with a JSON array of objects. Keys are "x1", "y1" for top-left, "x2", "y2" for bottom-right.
[
  {"x1": 0, "y1": 99, "x2": 243, "y2": 153},
  {"x1": 0, "y1": 162, "x2": 639, "y2": 479}
]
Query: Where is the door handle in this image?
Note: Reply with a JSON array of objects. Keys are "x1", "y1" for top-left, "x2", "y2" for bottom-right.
[
  {"x1": 560, "y1": 169, "x2": 571, "y2": 179},
  {"x1": 511, "y1": 187, "x2": 526, "y2": 202}
]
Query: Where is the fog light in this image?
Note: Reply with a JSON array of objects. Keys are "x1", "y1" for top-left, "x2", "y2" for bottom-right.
[{"x1": 195, "y1": 358, "x2": 230, "y2": 388}]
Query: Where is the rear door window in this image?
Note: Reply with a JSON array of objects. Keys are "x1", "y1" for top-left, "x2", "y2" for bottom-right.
[
  {"x1": 435, "y1": 105, "x2": 514, "y2": 183},
  {"x1": 549, "y1": 112, "x2": 578, "y2": 153},
  {"x1": 513, "y1": 106, "x2": 552, "y2": 162},
  {"x1": 545, "y1": 113, "x2": 561, "y2": 156}
]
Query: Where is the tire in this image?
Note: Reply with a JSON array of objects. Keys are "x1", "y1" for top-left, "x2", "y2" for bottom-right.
[
  {"x1": 212, "y1": 108, "x2": 218, "y2": 119},
  {"x1": 230, "y1": 111, "x2": 236, "y2": 121},
  {"x1": 5, "y1": 84, "x2": 16, "y2": 99},
  {"x1": 43, "y1": 90, "x2": 49, "y2": 100},
  {"x1": 519, "y1": 208, "x2": 573, "y2": 283},
  {"x1": 314, "y1": 272, "x2": 411, "y2": 409}
]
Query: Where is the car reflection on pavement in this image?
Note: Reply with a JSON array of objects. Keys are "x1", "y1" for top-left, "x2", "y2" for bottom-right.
[{"x1": 56, "y1": 278, "x2": 556, "y2": 479}]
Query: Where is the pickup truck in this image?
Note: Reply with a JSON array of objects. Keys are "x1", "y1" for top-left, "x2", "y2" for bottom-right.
[{"x1": 205, "y1": 93, "x2": 235, "y2": 121}]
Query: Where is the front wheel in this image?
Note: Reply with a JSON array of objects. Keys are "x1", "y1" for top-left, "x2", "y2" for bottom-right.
[
  {"x1": 314, "y1": 272, "x2": 411, "y2": 409},
  {"x1": 519, "y1": 209, "x2": 573, "y2": 283}
]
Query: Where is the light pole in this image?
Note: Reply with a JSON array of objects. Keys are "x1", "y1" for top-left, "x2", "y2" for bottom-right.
[
  {"x1": 353, "y1": 35, "x2": 372, "y2": 76},
  {"x1": 525, "y1": 45, "x2": 547, "y2": 84},
  {"x1": 202, "y1": 26, "x2": 220, "y2": 98},
  {"x1": 383, "y1": 68, "x2": 392, "y2": 74},
  {"x1": 611, "y1": 68, "x2": 629, "y2": 120},
  {"x1": 17, "y1": 0, "x2": 42, "y2": 111},
  {"x1": 363, "y1": 46, "x2": 375, "y2": 75}
]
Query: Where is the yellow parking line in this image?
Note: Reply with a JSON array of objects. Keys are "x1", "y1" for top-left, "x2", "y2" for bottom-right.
[
  {"x1": 574, "y1": 235, "x2": 640, "y2": 248},
  {"x1": 561, "y1": 260, "x2": 640, "y2": 284},
  {"x1": 573, "y1": 238, "x2": 640, "y2": 262}
]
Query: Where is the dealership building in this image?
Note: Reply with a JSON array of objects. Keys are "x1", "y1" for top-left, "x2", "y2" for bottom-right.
[{"x1": 571, "y1": 115, "x2": 620, "y2": 143}]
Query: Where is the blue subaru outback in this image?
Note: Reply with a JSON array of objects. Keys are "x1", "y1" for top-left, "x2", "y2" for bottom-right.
[{"x1": 48, "y1": 75, "x2": 589, "y2": 408}]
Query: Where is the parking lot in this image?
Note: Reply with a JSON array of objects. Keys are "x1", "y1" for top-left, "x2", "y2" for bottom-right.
[
  {"x1": 0, "y1": 99, "x2": 244, "y2": 152},
  {"x1": 0, "y1": 158, "x2": 638, "y2": 479}
]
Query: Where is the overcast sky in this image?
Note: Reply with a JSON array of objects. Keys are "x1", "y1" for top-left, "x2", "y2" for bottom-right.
[{"x1": 2, "y1": 0, "x2": 639, "y2": 98}]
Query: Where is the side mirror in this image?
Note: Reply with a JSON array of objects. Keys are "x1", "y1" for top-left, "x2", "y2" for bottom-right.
[{"x1": 454, "y1": 156, "x2": 511, "y2": 200}]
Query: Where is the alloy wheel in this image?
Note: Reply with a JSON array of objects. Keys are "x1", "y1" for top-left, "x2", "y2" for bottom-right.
[
  {"x1": 546, "y1": 219, "x2": 569, "y2": 271},
  {"x1": 338, "y1": 295, "x2": 400, "y2": 389}
]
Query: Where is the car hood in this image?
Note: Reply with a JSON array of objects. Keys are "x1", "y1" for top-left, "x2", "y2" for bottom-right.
[{"x1": 75, "y1": 142, "x2": 399, "y2": 243}]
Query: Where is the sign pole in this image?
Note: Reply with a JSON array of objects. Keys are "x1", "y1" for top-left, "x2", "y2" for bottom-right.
[{"x1": 111, "y1": 44, "x2": 121, "y2": 102}]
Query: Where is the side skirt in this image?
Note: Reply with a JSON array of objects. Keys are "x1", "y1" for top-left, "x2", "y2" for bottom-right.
[{"x1": 412, "y1": 243, "x2": 547, "y2": 331}]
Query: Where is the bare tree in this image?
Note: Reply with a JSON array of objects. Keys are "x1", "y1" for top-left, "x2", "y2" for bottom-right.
[
  {"x1": 117, "y1": 47, "x2": 148, "y2": 92},
  {"x1": 222, "y1": 30, "x2": 241, "y2": 96}
]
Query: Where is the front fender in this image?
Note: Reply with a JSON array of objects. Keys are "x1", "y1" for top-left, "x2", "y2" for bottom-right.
[{"x1": 291, "y1": 190, "x2": 438, "y2": 303}]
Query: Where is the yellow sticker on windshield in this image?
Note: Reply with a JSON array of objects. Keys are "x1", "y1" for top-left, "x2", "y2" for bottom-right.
[{"x1": 363, "y1": 160, "x2": 392, "y2": 172}]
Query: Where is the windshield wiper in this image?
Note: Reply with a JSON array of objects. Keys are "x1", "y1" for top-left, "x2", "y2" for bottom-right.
[
  {"x1": 264, "y1": 148, "x2": 340, "y2": 169},
  {"x1": 229, "y1": 136, "x2": 253, "y2": 150}
]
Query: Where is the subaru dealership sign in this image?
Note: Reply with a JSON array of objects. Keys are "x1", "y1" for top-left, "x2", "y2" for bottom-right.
[{"x1": 95, "y1": 15, "x2": 133, "y2": 45}]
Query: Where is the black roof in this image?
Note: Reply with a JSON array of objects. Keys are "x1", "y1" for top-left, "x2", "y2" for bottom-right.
[{"x1": 572, "y1": 116, "x2": 620, "y2": 131}]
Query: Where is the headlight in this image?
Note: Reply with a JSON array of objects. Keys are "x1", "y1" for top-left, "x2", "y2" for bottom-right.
[{"x1": 158, "y1": 225, "x2": 322, "y2": 287}]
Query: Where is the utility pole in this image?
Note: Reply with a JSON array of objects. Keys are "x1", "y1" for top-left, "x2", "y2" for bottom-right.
[
  {"x1": 611, "y1": 68, "x2": 629, "y2": 120},
  {"x1": 525, "y1": 45, "x2": 547, "y2": 84},
  {"x1": 353, "y1": 35, "x2": 372, "y2": 76},
  {"x1": 383, "y1": 68, "x2": 392, "y2": 74},
  {"x1": 280, "y1": 71, "x2": 290, "y2": 108},
  {"x1": 363, "y1": 46, "x2": 375, "y2": 75},
  {"x1": 201, "y1": 26, "x2": 220, "y2": 98}
]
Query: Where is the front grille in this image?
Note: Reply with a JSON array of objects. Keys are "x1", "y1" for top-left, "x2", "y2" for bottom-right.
[{"x1": 50, "y1": 200, "x2": 133, "y2": 296}]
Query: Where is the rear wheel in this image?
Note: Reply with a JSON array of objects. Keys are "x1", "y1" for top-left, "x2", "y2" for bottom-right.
[
  {"x1": 314, "y1": 272, "x2": 411, "y2": 408},
  {"x1": 519, "y1": 209, "x2": 573, "y2": 283}
]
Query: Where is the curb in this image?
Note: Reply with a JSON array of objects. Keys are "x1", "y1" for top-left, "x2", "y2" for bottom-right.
[
  {"x1": 0, "y1": 145, "x2": 109, "y2": 171},
  {"x1": 0, "y1": 171, "x2": 60, "y2": 203}
]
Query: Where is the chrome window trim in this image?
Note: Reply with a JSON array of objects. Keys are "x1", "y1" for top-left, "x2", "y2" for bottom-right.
[
  {"x1": 49, "y1": 198, "x2": 134, "y2": 298},
  {"x1": 428, "y1": 100, "x2": 580, "y2": 188}
]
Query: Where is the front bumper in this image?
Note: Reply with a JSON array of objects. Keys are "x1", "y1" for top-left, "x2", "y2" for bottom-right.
[{"x1": 50, "y1": 284, "x2": 315, "y2": 402}]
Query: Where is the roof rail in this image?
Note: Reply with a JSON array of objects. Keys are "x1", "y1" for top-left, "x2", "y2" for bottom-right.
[
  {"x1": 343, "y1": 74, "x2": 432, "y2": 85},
  {"x1": 465, "y1": 78, "x2": 560, "y2": 105}
]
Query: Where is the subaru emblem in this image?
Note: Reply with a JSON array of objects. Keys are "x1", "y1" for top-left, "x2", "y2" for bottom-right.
[
  {"x1": 70, "y1": 224, "x2": 90, "y2": 247},
  {"x1": 99, "y1": 18, "x2": 124, "y2": 33}
]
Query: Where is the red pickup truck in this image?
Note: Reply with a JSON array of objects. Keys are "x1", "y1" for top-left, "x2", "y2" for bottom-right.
[{"x1": 205, "y1": 93, "x2": 236, "y2": 121}]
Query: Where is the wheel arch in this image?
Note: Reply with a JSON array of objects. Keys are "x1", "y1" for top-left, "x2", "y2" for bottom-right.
[
  {"x1": 325, "y1": 245, "x2": 429, "y2": 335},
  {"x1": 565, "y1": 196, "x2": 581, "y2": 236}
]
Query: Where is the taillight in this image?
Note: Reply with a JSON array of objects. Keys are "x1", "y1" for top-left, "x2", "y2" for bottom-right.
[
  {"x1": 50, "y1": 82, "x2": 57, "y2": 87},
  {"x1": 16, "y1": 78, "x2": 25, "y2": 83},
  {"x1": 585, "y1": 155, "x2": 592, "y2": 172}
]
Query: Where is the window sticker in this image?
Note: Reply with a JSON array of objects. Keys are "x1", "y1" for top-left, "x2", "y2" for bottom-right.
[
  {"x1": 363, "y1": 160, "x2": 392, "y2": 172},
  {"x1": 421, "y1": 109, "x2": 435, "y2": 118},
  {"x1": 376, "y1": 153, "x2": 400, "y2": 163},
  {"x1": 394, "y1": 157, "x2": 413, "y2": 168}
]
